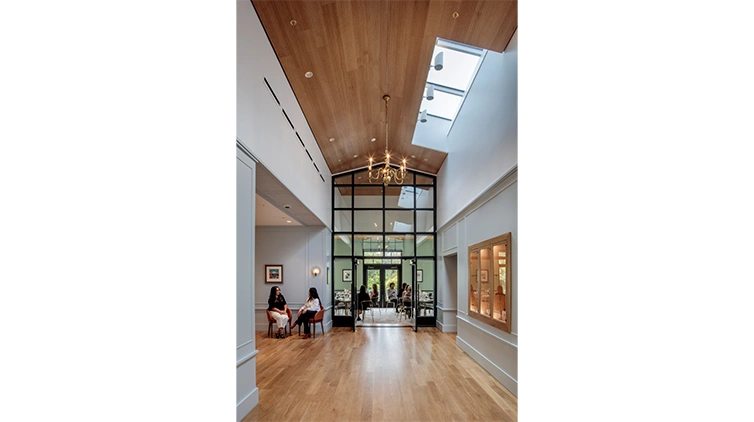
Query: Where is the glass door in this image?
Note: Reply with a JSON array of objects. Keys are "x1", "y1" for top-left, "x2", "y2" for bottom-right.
[
  {"x1": 411, "y1": 260, "x2": 418, "y2": 332},
  {"x1": 362, "y1": 264, "x2": 402, "y2": 325},
  {"x1": 352, "y1": 259, "x2": 359, "y2": 331}
]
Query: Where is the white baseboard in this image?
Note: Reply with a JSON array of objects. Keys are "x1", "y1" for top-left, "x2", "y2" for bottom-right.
[
  {"x1": 236, "y1": 387, "x2": 258, "y2": 422},
  {"x1": 457, "y1": 336, "x2": 517, "y2": 397},
  {"x1": 436, "y1": 320, "x2": 457, "y2": 333}
]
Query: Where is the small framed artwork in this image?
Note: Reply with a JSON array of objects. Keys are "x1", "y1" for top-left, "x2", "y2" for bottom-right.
[
  {"x1": 342, "y1": 269, "x2": 352, "y2": 282},
  {"x1": 265, "y1": 265, "x2": 283, "y2": 283},
  {"x1": 480, "y1": 269, "x2": 489, "y2": 283},
  {"x1": 417, "y1": 269, "x2": 423, "y2": 283}
]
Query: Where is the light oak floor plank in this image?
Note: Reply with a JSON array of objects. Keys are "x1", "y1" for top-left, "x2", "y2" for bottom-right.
[{"x1": 242, "y1": 327, "x2": 517, "y2": 422}]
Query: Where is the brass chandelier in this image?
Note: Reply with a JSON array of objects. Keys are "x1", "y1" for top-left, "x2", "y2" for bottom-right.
[{"x1": 368, "y1": 95, "x2": 407, "y2": 186}]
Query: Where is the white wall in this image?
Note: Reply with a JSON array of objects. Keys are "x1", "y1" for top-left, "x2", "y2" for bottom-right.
[
  {"x1": 236, "y1": 147, "x2": 258, "y2": 421},
  {"x1": 254, "y1": 226, "x2": 331, "y2": 333},
  {"x1": 440, "y1": 172, "x2": 518, "y2": 396},
  {"x1": 237, "y1": 0, "x2": 332, "y2": 228},
  {"x1": 437, "y1": 253, "x2": 458, "y2": 332},
  {"x1": 434, "y1": 30, "x2": 518, "y2": 397},
  {"x1": 436, "y1": 30, "x2": 518, "y2": 229}
]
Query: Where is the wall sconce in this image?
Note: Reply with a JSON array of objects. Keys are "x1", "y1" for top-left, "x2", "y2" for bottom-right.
[
  {"x1": 312, "y1": 267, "x2": 320, "y2": 277},
  {"x1": 419, "y1": 109, "x2": 428, "y2": 123}
]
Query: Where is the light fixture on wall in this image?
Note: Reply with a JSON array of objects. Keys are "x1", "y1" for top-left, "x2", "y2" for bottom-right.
[
  {"x1": 431, "y1": 51, "x2": 444, "y2": 71},
  {"x1": 423, "y1": 85, "x2": 435, "y2": 101},
  {"x1": 368, "y1": 95, "x2": 407, "y2": 186},
  {"x1": 419, "y1": 109, "x2": 428, "y2": 123},
  {"x1": 312, "y1": 267, "x2": 320, "y2": 277}
]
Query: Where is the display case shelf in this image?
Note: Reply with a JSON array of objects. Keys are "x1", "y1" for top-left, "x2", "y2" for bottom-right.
[{"x1": 468, "y1": 232, "x2": 512, "y2": 333}]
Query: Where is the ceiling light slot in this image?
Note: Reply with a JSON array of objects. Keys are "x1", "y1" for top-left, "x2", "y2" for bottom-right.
[
  {"x1": 263, "y1": 77, "x2": 280, "y2": 106},
  {"x1": 320, "y1": 174, "x2": 325, "y2": 183},
  {"x1": 296, "y1": 132, "x2": 305, "y2": 148},
  {"x1": 313, "y1": 162, "x2": 319, "y2": 172},
  {"x1": 305, "y1": 149, "x2": 313, "y2": 162}
]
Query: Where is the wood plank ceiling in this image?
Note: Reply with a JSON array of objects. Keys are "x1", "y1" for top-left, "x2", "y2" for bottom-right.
[{"x1": 252, "y1": 0, "x2": 517, "y2": 176}]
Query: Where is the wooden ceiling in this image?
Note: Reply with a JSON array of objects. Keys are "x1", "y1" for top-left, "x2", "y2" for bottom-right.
[{"x1": 252, "y1": 0, "x2": 517, "y2": 175}]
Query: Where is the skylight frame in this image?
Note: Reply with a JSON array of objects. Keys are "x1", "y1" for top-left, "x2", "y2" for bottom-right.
[{"x1": 422, "y1": 38, "x2": 487, "y2": 130}]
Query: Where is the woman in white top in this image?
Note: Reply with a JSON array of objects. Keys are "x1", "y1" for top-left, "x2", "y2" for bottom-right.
[{"x1": 290, "y1": 287, "x2": 321, "y2": 339}]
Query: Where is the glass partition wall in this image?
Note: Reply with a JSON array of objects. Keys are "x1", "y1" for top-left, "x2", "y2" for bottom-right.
[{"x1": 332, "y1": 168, "x2": 436, "y2": 329}]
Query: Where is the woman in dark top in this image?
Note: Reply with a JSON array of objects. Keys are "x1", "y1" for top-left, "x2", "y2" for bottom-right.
[
  {"x1": 357, "y1": 284, "x2": 371, "y2": 321},
  {"x1": 267, "y1": 286, "x2": 289, "y2": 339}
]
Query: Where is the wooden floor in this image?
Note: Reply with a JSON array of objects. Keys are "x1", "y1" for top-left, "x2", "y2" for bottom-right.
[{"x1": 242, "y1": 327, "x2": 517, "y2": 422}]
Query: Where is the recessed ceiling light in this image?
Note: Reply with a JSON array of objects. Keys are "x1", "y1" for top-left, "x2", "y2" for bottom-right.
[
  {"x1": 452, "y1": 12, "x2": 459, "y2": 19},
  {"x1": 357, "y1": 176, "x2": 362, "y2": 179},
  {"x1": 284, "y1": 204, "x2": 291, "y2": 209},
  {"x1": 353, "y1": 154, "x2": 358, "y2": 158},
  {"x1": 329, "y1": 137, "x2": 335, "y2": 142},
  {"x1": 290, "y1": 20, "x2": 297, "y2": 26},
  {"x1": 338, "y1": 159, "x2": 341, "y2": 162},
  {"x1": 371, "y1": 138, "x2": 376, "y2": 142},
  {"x1": 424, "y1": 158, "x2": 428, "y2": 161},
  {"x1": 305, "y1": 71, "x2": 313, "y2": 78},
  {"x1": 287, "y1": 220, "x2": 292, "y2": 223},
  {"x1": 411, "y1": 155, "x2": 416, "y2": 158}
]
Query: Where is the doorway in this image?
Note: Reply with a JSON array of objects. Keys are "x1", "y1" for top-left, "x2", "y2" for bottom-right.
[{"x1": 359, "y1": 264, "x2": 410, "y2": 326}]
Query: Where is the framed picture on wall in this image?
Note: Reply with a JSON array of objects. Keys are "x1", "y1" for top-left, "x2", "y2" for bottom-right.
[
  {"x1": 417, "y1": 269, "x2": 423, "y2": 283},
  {"x1": 265, "y1": 265, "x2": 283, "y2": 283},
  {"x1": 342, "y1": 269, "x2": 352, "y2": 282},
  {"x1": 480, "y1": 269, "x2": 489, "y2": 283}
]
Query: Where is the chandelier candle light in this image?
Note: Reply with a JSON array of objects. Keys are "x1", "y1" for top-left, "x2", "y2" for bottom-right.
[{"x1": 368, "y1": 95, "x2": 407, "y2": 186}]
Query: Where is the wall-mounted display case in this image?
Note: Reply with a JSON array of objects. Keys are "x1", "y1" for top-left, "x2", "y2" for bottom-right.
[{"x1": 468, "y1": 232, "x2": 511, "y2": 332}]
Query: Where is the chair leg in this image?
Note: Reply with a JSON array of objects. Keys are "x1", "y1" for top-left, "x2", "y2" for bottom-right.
[
  {"x1": 312, "y1": 322, "x2": 316, "y2": 338},
  {"x1": 268, "y1": 322, "x2": 272, "y2": 338}
]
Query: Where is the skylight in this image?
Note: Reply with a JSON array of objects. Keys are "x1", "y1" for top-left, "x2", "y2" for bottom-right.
[
  {"x1": 420, "y1": 39, "x2": 485, "y2": 123},
  {"x1": 427, "y1": 45, "x2": 482, "y2": 91},
  {"x1": 420, "y1": 89, "x2": 463, "y2": 120}
]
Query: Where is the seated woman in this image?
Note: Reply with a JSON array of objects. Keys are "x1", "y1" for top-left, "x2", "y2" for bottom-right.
[
  {"x1": 357, "y1": 284, "x2": 371, "y2": 321},
  {"x1": 402, "y1": 285, "x2": 412, "y2": 318},
  {"x1": 387, "y1": 282, "x2": 399, "y2": 312},
  {"x1": 290, "y1": 287, "x2": 321, "y2": 339},
  {"x1": 267, "y1": 286, "x2": 289, "y2": 339},
  {"x1": 370, "y1": 283, "x2": 380, "y2": 308}
]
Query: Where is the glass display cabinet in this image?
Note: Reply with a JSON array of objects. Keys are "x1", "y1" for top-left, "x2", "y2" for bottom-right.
[{"x1": 468, "y1": 232, "x2": 511, "y2": 332}]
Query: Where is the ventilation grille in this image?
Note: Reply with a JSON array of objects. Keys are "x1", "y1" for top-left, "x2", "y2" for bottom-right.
[
  {"x1": 281, "y1": 109, "x2": 294, "y2": 130},
  {"x1": 263, "y1": 76, "x2": 326, "y2": 183},
  {"x1": 263, "y1": 77, "x2": 280, "y2": 106}
]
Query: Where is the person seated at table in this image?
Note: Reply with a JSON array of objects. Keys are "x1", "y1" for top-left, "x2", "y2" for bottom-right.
[
  {"x1": 290, "y1": 287, "x2": 321, "y2": 339},
  {"x1": 370, "y1": 283, "x2": 380, "y2": 308},
  {"x1": 387, "y1": 282, "x2": 399, "y2": 312},
  {"x1": 357, "y1": 284, "x2": 371, "y2": 321},
  {"x1": 402, "y1": 285, "x2": 412, "y2": 318}
]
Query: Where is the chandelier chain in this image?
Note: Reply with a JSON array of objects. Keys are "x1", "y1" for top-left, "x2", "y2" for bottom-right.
[{"x1": 368, "y1": 94, "x2": 406, "y2": 186}]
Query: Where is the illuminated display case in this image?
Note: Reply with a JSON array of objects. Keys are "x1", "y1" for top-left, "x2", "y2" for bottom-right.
[{"x1": 468, "y1": 232, "x2": 511, "y2": 333}]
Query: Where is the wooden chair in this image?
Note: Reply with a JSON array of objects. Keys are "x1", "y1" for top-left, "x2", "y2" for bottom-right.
[
  {"x1": 385, "y1": 298, "x2": 397, "y2": 312},
  {"x1": 266, "y1": 309, "x2": 292, "y2": 338},
  {"x1": 360, "y1": 300, "x2": 374, "y2": 323},
  {"x1": 297, "y1": 307, "x2": 325, "y2": 338}
]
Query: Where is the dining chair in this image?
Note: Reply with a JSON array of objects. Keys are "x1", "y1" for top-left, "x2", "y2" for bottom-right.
[
  {"x1": 360, "y1": 300, "x2": 374, "y2": 323},
  {"x1": 266, "y1": 309, "x2": 292, "y2": 338},
  {"x1": 297, "y1": 307, "x2": 325, "y2": 338}
]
